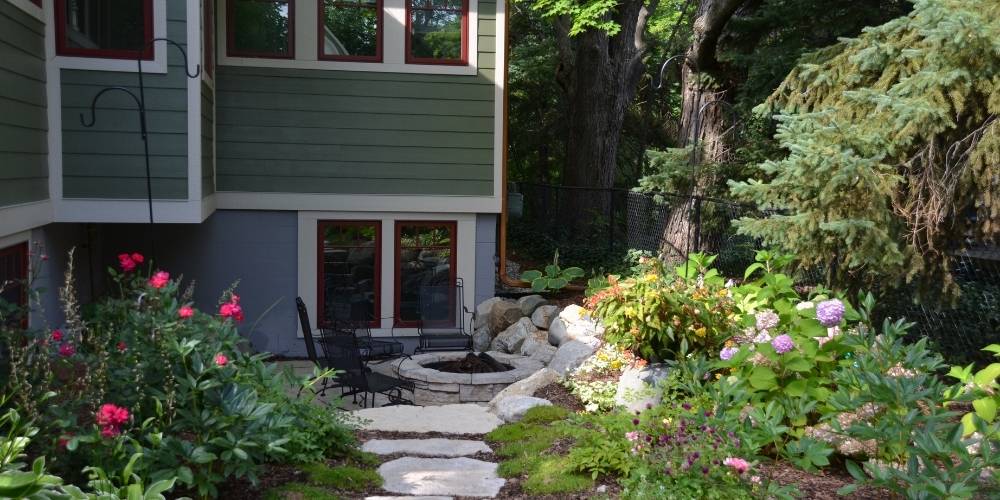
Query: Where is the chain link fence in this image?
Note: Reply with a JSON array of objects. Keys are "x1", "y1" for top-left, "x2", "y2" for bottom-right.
[{"x1": 508, "y1": 183, "x2": 1000, "y2": 365}]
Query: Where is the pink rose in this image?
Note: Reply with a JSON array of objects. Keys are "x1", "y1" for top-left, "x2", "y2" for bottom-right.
[
  {"x1": 51, "y1": 329, "x2": 63, "y2": 342},
  {"x1": 58, "y1": 343, "x2": 75, "y2": 357},
  {"x1": 214, "y1": 353, "x2": 229, "y2": 367},
  {"x1": 117, "y1": 253, "x2": 136, "y2": 272},
  {"x1": 130, "y1": 253, "x2": 144, "y2": 264},
  {"x1": 723, "y1": 457, "x2": 750, "y2": 474},
  {"x1": 148, "y1": 271, "x2": 169, "y2": 289},
  {"x1": 219, "y1": 301, "x2": 244, "y2": 322},
  {"x1": 178, "y1": 306, "x2": 195, "y2": 319}
]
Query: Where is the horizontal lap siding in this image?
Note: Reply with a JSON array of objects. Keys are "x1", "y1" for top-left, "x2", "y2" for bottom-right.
[
  {"x1": 61, "y1": 0, "x2": 188, "y2": 200},
  {"x1": 202, "y1": 81, "x2": 214, "y2": 196},
  {"x1": 214, "y1": 2, "x2": 497, "y2": 197},
  {"x1": 0, "y1": 2, "x2": 48, "y2": 207}
]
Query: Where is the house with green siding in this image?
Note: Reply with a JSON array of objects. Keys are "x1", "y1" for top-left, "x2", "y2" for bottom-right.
[{"x1": 0, "y1": 0, "x2": 505, "y2": 355}]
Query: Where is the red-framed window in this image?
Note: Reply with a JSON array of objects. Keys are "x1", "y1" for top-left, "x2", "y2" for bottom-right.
[
  {"x1": 31, "y1": 0, "x2": 43, "y2": 7},
  {"x1": 227, "y1": 0, "x2": 295, "y2": 58},
  {"x1": 204, "y1": 0, "x2": 215, "y2": 76},
  {"x1": 319, "y1": 0, "x2": 382, "y2": 62},
  {"x1": 405, "y1": 0, "x2": 467, "y2": 65},
  {"x1": 318, "y1": 221, "x2": 381, "y2": 328},
  {"x1": 0, "y1": 242, "x2": 29, "y2": 329},
  {"x1": 56, "y1": 0, "x2": 154, "y2": 60},
  {"x1": 394, "y1": 221, "x2": 457, "y2": 327}
]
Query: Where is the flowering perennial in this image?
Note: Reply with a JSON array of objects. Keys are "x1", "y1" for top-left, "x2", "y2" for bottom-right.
[
  {"x1": 719, "y1": 346, "x2": 739, "y2": 361},
  {"x1": 755, "y1": 310, "x2": 780, "y2": 331},
  {"x1": 214, "y1": 353, "x2": 229, "y2": 367},
  {"x1": 815, "y1": 299, "x2": 845, "y2": 327},
  {"x1": 117, "y1": 252, "x2": 144, "y2": 272},
  {"x1": 219, "y1": 294, "x2": 244, "y2": 322},
  {"x1": 96, "y1": 403, "x2": 130, "y2": 438},
  {"x1": 723, "y1": 457, "x2": 750, "y2": 474},
  {"x1": 148, "y1": 271, "x2": 170, "y2": 289},
  {"x1": 178, "y1": 305, "x2": 195, "y2": 319},
  {"x1": 771, "y1": 334, "x2": 795, "y2": 354}
]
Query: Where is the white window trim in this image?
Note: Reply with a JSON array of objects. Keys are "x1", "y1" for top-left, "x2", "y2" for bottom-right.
[
  {"x1": 8, "y1": 0, "x2": 44, "y2": 22},
  {"x1": 49, "y1": 0, "x2": 169, "y2": 74},
  {"x1": 0, "y1": 202, "x2": 50, "y2": 242},
  {"x1": 218, "y1": 0, "x2": 479, "y2": 75},
  {"x1": 297, "y1": 211, "x2": 476, "y2": 338}
]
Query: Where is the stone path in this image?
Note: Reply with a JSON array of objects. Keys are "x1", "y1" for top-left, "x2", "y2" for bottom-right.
[{"x1": 354, "y1": 404, "x2": 506, "y2": 499}]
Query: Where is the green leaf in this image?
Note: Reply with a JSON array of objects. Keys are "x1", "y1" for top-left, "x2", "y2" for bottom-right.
[
  {"x1": 798, "y1": 318, "x2": 827, "y2": 337},
  {"x1": 744, "y1": 262, "x2": 765, "y2": 280},
  {"x1": 784, "y1": 356, "x2": 813, "y2": 372},
  {"x1": 974, "y1": 363, "x2": 1000, "y2": 387},
  {"x1": 544, "y1": 264, "x2": 560, "y2": 277},
  {"x1": 548, "y1": 278, "x2": 568, "y2": 290},
  {"x1": 961, "y1": 412, "x2": 977, "y2": 436},
  {"x1": 785, "y1": 379, "x2": 807, "y2": 397},
  {"x1": 749, "y1": 367, "x2": 777, "y2": 390},
  {"x1": 973, "y1": 397, "x2": 997, "y2": 423},
  {"x1": 844, "y1": 460, "x2": 866, "y2": 481},
  {"x1": 521, "y1": 270, "x2": 542, "y2": 282},
  {"x1": 531, "y1": 278, "x2": 548, "y2": 293},
  {"x1": 562, "y1": 267, "x2": 585, "y2": 279}
]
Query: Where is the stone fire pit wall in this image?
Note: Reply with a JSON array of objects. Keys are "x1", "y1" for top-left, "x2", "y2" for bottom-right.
[{"x1": 372, "y1": 352, "x2": 545, "y2": 405}]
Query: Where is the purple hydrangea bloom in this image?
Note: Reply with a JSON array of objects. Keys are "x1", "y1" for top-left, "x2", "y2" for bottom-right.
[
  {"x1": 755, "y1": 310, "x2": 780, "y2": 331},
  {"x1": 719, "y1": 346, "x2": 740, "y2": 361},
  {"x1": 816, "y1": 299, "x2": 845, "y2": 327},
  {"x1": 771, "y1": 334, "x2": 795, "y2": 354}
]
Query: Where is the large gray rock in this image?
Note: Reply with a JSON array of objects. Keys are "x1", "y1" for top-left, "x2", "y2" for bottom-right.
[
  {"x1": 489, "y1": 301, "x2": 524, "y2": 334},
  {"x1": 363, "y1": 438, "x2": 492, "y2": 457},
  {"x1": 471, "y1": 327, "x2": 493, "y2": 352},
  {"x1": 548, "y1": 340, "x2": 598, "y2": 376},
  {"x1": 490, "y1": 317, "x2": 537, "y2": 354},
  {"x1": 353, "y1": 404, "x2": 503, "y2": 434},
  {"x1": 529, "y1": 344, "x2": 558, "y2": 364},
  {"x1": 378, "y1": 457, "x2": 505, "y2": 497},
  {"x1": 614, "y1": 363, "x2": 671, "y2": 413},
  {"x1": 473, "y1": 297, "x2": 505, "y2": 330},
  {"x1": 547, "y1": 305, "x2": 604, "y2": 346},
  {"x1": 518, "y1": 329, "x2": 550, "y2": 357},
  {"x1": 531, "y1": 305, "x2": 560, "y2": 329},
  {"x1": 488, "y1": 368, "x2": 559, "y2": 410},
  {"x1": 495, "y1": 395, "x2": 552, "y2": 422},
  {"x1": 518, "y1": 295, "x2": 548, "y2": 316}
]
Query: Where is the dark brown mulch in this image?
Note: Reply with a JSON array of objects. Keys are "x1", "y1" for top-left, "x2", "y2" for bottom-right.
[
  {"x1": 761, "y1": 461, "x2": 898, "y2": 499},
  {"x1": 533, "y1": 381, "x2": 587, "y2": 413},
  {"x1": 217, "y1": 463, "x2": 305, "y2": 500}
]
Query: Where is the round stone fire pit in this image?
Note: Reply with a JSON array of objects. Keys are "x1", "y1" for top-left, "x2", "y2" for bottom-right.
[{"x1": 373, "y1": 351, "x2": 545, "y2": 405}]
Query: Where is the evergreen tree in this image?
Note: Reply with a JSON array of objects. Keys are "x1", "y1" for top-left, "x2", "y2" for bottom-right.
[{"x1": 730, "y1": 0, "x2": 999, "y2": 296}]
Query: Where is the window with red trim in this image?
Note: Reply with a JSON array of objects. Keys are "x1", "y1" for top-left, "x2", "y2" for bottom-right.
[
  {"x1": 319, "y1": 0, "x2": 381, "y2": 62},
  {"x1": 56, "y1": 0, "x2": 154, "y2": 60},
  {"x1": 405, "y1": 0, "x2": 467, "y2": 65},
  {"x1": 394, "y1": 222, "x2": 456, "y2": 327},
  {"x1": 318, "y1": 221, "x2": 380, "y2": 327},
  {"x1": 31, "y1": 0, "x2": 43, "y2": 7},
  {"x1": 0, "y1": 242, "x2": 29, "y2": 329},
  {"x1": 204, "y1": 0, "x2": 214, "y2": 76},
  {"x1": 228, "y1": 0, "x2": 294, "y2": 58}
]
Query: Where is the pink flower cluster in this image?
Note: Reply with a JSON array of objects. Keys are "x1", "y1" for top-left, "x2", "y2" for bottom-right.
[
  {"x1": 148, "y1": 271, "x2": 170, "y2": 289},
  {"x1": 51, "y1": 329, "x2": 76, "y2": 358},
  {"x1": 723, "y1": 457, "x2": 750, "y2": 474},
  {"x1": 214, "y1": 353, "x2": 229, "y2": 367},
  {"x1": 219, "y1": 294, "x2": 244, "y2": 322},
  {"x1": 178, "y1": 305, "x2": 195, "y2": 319},
  {"x1": 117, "y1": 252, "x2": 145, "y2": 272},
  {"x1": 96, "y1": 403, "x2": 130, "y2": 438}
]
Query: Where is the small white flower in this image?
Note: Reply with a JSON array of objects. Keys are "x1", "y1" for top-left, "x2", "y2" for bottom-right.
[
  {"x1": 753, "y1": 331, "x2": 772, "y2": 344},
  {"x1": 725, "y1": 279, "x2": 735, "y2": 288},
  {"x1": 795, "y1": 301, "x2": 815, "y2": 310}
]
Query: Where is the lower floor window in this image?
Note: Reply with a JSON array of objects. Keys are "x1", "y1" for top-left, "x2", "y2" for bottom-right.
[
  {"x1": 318, "y1": 221, "x2": 380, "y2": 326},
  {"x1": 0, "y1": 242, "x2": 29, "y2": 328},
  {"x1": 395, "y1": 221, "x2": 456, "y2": 326}
]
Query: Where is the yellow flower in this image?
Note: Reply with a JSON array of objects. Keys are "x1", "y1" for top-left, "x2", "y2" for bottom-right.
[
  {"x1": 642, "y1": 273, "x2": 658, "y2": 283},
  {"x1": 694, "y1": 327, "x2": 707, "y2": 337},
  {"x1": 715, "y1": 373, "x2": 723, "y2": 380}
]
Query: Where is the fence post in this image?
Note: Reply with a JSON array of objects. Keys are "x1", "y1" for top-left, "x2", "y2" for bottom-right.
[
  {"x1": 608, "y1": 190, "x2": 615, "y2": 253},
  {"x1": 693, "y1": 197, "x2": 703, "y2": 253}
]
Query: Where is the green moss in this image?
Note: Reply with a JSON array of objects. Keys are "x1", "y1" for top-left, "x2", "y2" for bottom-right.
[
  {"x1": 497, "y1": 455, "x2": 542, "y2": 477},
  {"x1": 486, "y1": 422, "x2": 535, "y2": 442},
  {"x1": 347, "y1": 450, "x2": 380, "y2": 467},
  {"x1": 496, "y1": 437, "x2": 554, "y2": 458},
  {"x1": 301, "y1": 463, "x2": 382, "y2": 491},
  {"x1": 523, "y1": 457, "x2": 594, "y2": 495},
  {"x1": 264, "y1": 482, "x2": 339, "y2": 500},
  {"x1": 520, "y1": 405, "x2": 571, "y2": 424}
]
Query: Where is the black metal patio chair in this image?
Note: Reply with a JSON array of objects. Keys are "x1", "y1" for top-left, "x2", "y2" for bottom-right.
[
  {"x1": 316, "y1": 327, "x2": 414, "y2": 408},
  {"x1": 295, "y1": 296, "x2": 338, "y2": 397},
  {"x1": 414, "y1": 277, "x2": 473, "y2": 353}
]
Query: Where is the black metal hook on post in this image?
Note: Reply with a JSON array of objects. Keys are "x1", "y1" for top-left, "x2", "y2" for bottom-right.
[{"x1": 79, "y1": 37, "x2": 201, "y2": 259}]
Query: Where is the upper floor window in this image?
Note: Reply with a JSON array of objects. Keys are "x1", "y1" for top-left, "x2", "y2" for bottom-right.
[
  {"x1": 406, "y1": 0, "x2": 466, "y2": 65},
  {"x1": 228, "y1": 0, "x2": 294, "y2": 58},
  {"x1": 319, "y1": 0, "x2": 381, "y2": 62},
  {"x1": 56, "y1": 0, "x2": 154, "y2": 59},
  {"x1": 204, "y1": 0, "x2": 215, "y2": 76}
]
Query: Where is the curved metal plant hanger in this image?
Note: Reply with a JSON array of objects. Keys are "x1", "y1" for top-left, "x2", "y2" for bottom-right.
[{"x1": 80, "y1": 38, "x2": 201, "y2": 256}]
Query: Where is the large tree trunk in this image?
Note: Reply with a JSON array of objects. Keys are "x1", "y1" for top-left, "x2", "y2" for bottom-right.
[
  {"x1": 555, "y1": 0, "x2": 659, "y2": 229},
  {"x1": 659, "y1": 0, "x2": 746, "y2": 258}
]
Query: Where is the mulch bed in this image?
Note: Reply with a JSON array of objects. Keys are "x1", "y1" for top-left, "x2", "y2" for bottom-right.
[
  {"x1": 533, "y1": 381, "x2": 587, "y2": 412},
  {"x1": 761, "y1": 461, "x2": 897, "y2": 499},
  {"x1": 216, "y1": 455, "x2": 385, "y2": 500}
]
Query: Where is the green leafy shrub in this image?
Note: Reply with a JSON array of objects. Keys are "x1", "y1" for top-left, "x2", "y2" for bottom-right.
[
  {"x1": 563, "y1": 344, "x2": 641, "y2": 412},
  {"x1": 947, "y1": 344, "x2": 1000, "y2": 436}
]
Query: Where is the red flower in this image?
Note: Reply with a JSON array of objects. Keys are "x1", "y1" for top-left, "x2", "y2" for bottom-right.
[
  {"x1": 117, "y1": 341, "x2": 127, "y2": 352},
  {"x1": 58, "y1": 434, "x2": 73, "y2": 449},
  {"x1": 100, "y1": 426, "x2": 120, "y2": 438},
  {"x1": 130, "y1": 253, "x2": 144, "y2": 264},
  {"x1": 219, "y1": 295, "x2": 244, "y2": 322},
  {"x1": 96, "y1": 403, "x2": 130, "y2": 439},
  {"x1": 118, "y1": 253, "x2": 137, "y2": 272},
  {"x1": 58, "y1": 343, "x2": 75, "y2": 357},
  {"x1": 148, "y1": 271, "x2": 170, "y2": 289},
  {"x1": 214, "y1": 353, "x2": 229, "y2": 367},
  {"x1": 51, "y1": 329, "x2": 63, "y2": 342},
  {"x1": 178, "y1": 306, "x2": 195, "y2": 319}
]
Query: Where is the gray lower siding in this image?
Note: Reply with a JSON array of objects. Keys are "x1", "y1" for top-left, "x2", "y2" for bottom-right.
[{"x1": 475, "y1": 214, "x2": 498, "y2": 307}]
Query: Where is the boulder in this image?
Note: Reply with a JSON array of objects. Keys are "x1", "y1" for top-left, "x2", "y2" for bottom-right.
[
  {"x1": 494, "y1": 395, "x2": 552, "y2": 422},
  {"x1": 548, "y1": 318, "x2": 603, "y2": 347},
  {"x1": 547, "y1": 318, "x2": 570, "y2": 346},
  {"x1": 548, "y1": 340, "x2": 597, "y2": 376},
  {"x1": 614, "y1": 363, "x2": 671, "y2": 413},
  {"x1": 518, "y1": 329, "x2": 550, "y2": 357},
  {"x1": 517, "y1": 295, "x2": 548, "y2": 316},
  {"x1": 529, "y1": 344, "x2": 558, "y2": 364},
  {"x1": 472, "y1": 326, "x2": 493, "y2": 352},
  {"x1": 473, "y1": 297, "x2": 505, "y2": 330},
  {"x1": 488, "y1": 368, "x2": 559, "y2": 410},
  {"x1": 489, "y1": 301, "x2": 524, "y2": 334},
  {"x1": 378, "y1": 457, "x2": 505, "y2": 497},
  {"x1": 490, "y1": 317, "x2": 537, "y2": 354},
  {"x1": 531, "y1": 305, "x2": 560, "y2": 329}
]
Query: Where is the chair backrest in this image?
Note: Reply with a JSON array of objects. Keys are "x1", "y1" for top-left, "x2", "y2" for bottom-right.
[
  {"x1": 295, "y1": 297, "x2": 320, "y2": 365},
  {"x1": 417, "y1": 278, "x2": 465, "y2": 334},
  {"x1": 316, "y1": 327, "x2": 368, "y2": 388}
]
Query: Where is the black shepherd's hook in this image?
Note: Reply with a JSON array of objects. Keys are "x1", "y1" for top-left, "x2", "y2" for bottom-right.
[{"x1": 79, "y1": 86, "x2": 146, "y2": 135}]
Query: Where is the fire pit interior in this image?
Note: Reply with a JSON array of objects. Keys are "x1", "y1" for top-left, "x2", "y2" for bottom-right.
[{"x1": 424, "y1": 353, "x2": 513, "y2": 374}]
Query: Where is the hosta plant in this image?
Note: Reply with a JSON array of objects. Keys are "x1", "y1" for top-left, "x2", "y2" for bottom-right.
[{"x1": 520, "y1": 250, "x2": 585, "y2": 292}]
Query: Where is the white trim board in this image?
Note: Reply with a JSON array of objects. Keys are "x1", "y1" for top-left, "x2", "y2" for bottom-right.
[
  {"x1": 7, "y1": 0, "x2": 44, "y2": 23},
  {"x1": 217, "y1": 0, "x2": 479, "y2": 75},
  {"x1": 53, "y1": 199, "x2": 211, "y2": 223},
  {"x1": 216, "y1": 192, "x2": 501, "y2": 214},
  {"x1": 0, "y1": 202, "x2": 46, "y2": 243},
  {"x1": 296, "y1": 211, "x2": 477, "y2": 338}
]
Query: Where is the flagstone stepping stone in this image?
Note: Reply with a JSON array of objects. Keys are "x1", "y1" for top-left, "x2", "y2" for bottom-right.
[
  {"x1": 378, "y1": 457, "x2": 505, "y2": 498},
  {"x1": 353, "y1": 404, "x2": 503, "y2": 434},
  {"x1": 366, "y1": 497, "x2": 453, "y2": 500},
  {"x1": 363, "y1": 438, "x2": 492, "y2": 457}
]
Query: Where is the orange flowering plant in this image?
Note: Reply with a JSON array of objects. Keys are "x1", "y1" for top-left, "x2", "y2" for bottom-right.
[{"x1": 587, "y1": 254, "x2": 741, "y2": 362}]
